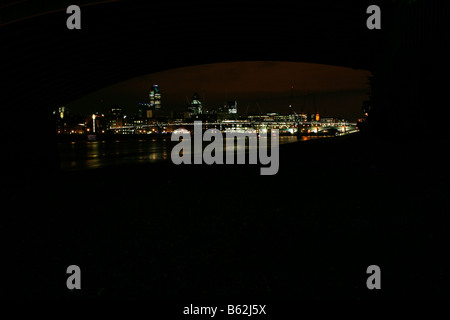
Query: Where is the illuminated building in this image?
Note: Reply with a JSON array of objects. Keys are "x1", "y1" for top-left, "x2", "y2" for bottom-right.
[
  {"x1": 149, "y1": 85, "x2": 161, "y2": 110},
  {"x1": 109, "y1": 108, "x2": 124, "y2": 128},
  {"x1": 59, "y1": 106, "x2": 66, "y2": 119},
  {"x1": 188, "y1": 92, "x2": 203, "y2": 116},
  {"x1": 216, "y1": 100, "x2": 238, "y2": 120},
  {"x1": 225, "y1": 100, "x2": 238, "y2": 114},
  {"x1": 53, "y1": 106, "x2": 69, "y2": 119},
  {"x1": 309, "y1": 113, "x2": 320, "y2": 122},
  {"x1": 138, "y1": 102, "x2": 152, "y2": 119}
]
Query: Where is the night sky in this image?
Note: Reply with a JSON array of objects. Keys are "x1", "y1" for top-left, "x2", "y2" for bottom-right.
[{"x1": 68, "y1": 61, "x2": 371, "y2": 122}]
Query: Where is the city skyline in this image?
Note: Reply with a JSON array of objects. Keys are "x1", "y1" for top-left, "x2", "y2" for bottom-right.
[
  {"x1": 3, "y1": 0, "x2": 447, "y2": 301},
  {"x1": 67, "y1": 61, "x2": 371, "y2": 122}
]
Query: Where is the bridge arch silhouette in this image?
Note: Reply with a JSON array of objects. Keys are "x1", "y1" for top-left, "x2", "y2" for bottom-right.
[{"x1": 1, "y1": 0, "x2": 447, "y2": 178}]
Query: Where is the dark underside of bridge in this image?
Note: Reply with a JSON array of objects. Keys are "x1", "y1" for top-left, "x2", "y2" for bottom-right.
[{"x1": 1, "y1": 1, "x2": 449, "y2": 301}]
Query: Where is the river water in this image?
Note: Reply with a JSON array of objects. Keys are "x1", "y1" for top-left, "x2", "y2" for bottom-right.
[{"x1": 58, "y1": 135, "x2": 327, "y2": 171}]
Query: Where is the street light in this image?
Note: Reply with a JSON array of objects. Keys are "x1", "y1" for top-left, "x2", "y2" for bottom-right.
[{"x1": 92, "y1": 114, "x2": 96, "y2": 133}]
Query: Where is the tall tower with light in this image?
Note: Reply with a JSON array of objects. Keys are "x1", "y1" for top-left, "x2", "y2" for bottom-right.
[
  {"x1": 149, "y1": 85, "x2": 161, "y2": 109},
  {"x1": 92, "y1": 114, "x2": 96, "y2": 133}
]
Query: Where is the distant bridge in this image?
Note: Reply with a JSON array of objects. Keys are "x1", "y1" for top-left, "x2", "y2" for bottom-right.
[{"x1": 107, "y1": 120, "x2": 358, "y2": 135}]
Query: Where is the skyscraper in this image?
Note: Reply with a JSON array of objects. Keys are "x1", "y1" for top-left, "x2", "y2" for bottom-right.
[
  {"x1": 137, "y1": 102, "x2": 152, "y2": 119},
  {"x1": 149, "y1": 85, "x2": 161, "y2": 109}
]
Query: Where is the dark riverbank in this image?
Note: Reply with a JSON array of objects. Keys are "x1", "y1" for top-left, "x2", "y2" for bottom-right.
[{"x1": 2, "y1": 133, "x2": 449, "y2": 299}]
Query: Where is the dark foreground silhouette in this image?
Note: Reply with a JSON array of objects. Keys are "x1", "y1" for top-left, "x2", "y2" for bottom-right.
[{"x1": 2, "y1": 133, "x2": 449, "y2": 299}]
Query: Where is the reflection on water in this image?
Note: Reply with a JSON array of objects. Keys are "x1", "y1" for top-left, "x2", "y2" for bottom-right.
[{"x1": 58, "y1": 136, "x2": 326, "y2": 171}]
